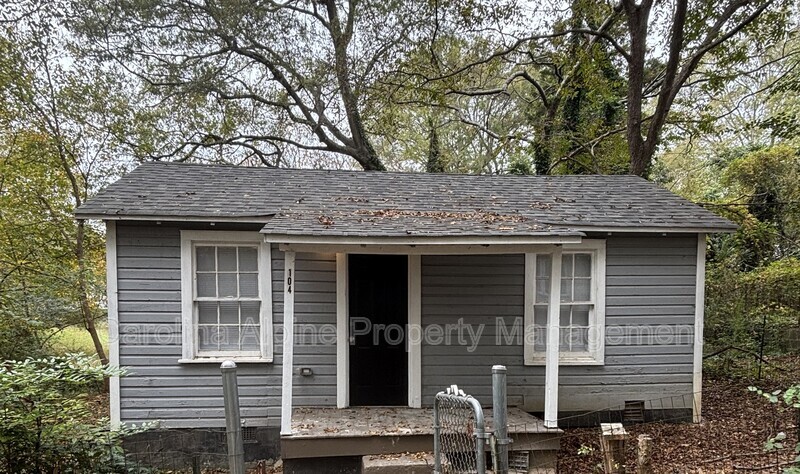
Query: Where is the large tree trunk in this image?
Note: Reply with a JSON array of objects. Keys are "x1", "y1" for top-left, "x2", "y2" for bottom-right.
[
  {"x1": 623, "y1": 0, "x2": 653, "y2": 177},
  {"x1": 325, "y1": 0, "x2": 385, "y2": 171}
]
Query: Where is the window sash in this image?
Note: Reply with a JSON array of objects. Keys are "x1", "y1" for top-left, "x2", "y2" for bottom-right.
[
  {"x1": 193, "y1": 244, "x2": 262, "y2": 356},
  {"x1": 525, "y1": 241, "x2": 606, "y2": 365},
  {"x1": 180, "y1": 230, "x2": 272, "y2": 362}
]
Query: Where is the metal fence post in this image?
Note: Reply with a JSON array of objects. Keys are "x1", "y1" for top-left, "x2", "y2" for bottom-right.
[
  {"x1": 492, "y1": 365, "x2": 509, "y2": 474},
  {"x1": 433, "y1": 398, "x2": 442, "y2": 474},
  {"x1": 221, "y1": 361, "x2": 245, "y2": 474}
]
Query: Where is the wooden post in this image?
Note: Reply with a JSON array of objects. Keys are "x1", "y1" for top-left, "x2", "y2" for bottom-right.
[
  {"x1": 636, "y1": 434, "x2": 652, "y2": 474},
  {"x1": 544, "y1": 246, "x2": 562, "y2": 428},
  {"x1": 280, "y1": 251, "x2": 296, "y2": 435},
  {"x1": 600, "y1": 423, "x2": 628, "y2": 474}
]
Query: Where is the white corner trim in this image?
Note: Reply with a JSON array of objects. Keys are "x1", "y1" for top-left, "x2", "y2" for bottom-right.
[
  {"x1": 180, "y1": 232, "x2": 194, "y2": 361},
  {"x1": 105, "y1": 221, "x2": 120, "y2": 430},
  {"x1": 280, "y1": 251, "x2": 296, "y2": 435},
  {"x1": 179, "y1": 230, "x2": 273, "y2": 362},
  {"x1": 408, "y1": 255, "x2": 422, "y2": 408},
  {"x1": 544, "y1": 245, "x2": 563, "y2": 428},
  {"x1": 336, "y1": 254, "x2": 349, "y2": 409},
  {"x1": 693, "y1": 233, "x2": 707, "y2": 423}
]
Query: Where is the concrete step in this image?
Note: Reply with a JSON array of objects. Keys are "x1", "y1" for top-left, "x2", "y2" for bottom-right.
[{"x1": 361, "y1": 452, "x2": 434, "y2": 474}]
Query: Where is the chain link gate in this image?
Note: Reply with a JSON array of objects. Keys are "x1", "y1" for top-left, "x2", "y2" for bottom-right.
[{"x1": 433, "y1": 385, "x2": 488, "y2": 474}]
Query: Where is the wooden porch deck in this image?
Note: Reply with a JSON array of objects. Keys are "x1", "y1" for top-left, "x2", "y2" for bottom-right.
[{"x1": 281, "y1": 406, "x2": 561, "y2": 460}]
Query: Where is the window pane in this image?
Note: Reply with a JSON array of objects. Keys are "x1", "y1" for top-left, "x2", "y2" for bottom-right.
[
  {"x1": 238, "y1": 247, "x2": 258, "y2": 272},
  {"x1": 198, "y1": 301, "x2": 217, "y2": 324},
  {"x1": 218, "y1": 273, "x2": 238, "y2": 297},
  {"x1": 533, "y1": 327, "x2": 546, "y2": 352},
  {"x1": 219, "y1": 301, "x2": 239, "y2": 324},
  {"x1": 572, "y1": 305, "x2": 591, "y2": 326},
  {"x1": 218, "y1": 327, "x2": 240, "y2": 351},
  {"x1": 560, "y1": 278, "x2": 572, "y2": 302},
  {"x1": 575, "y1": 254, "x2": 591, "y2": 277},
  {"x1": 558, "y1": 328, "x2": 569, "y2": 351},
  {"x1": 197, "y1": 273, "x2": 216, "y2": 297},
  {"x1": 571, "y1": 328, "x2": 588, "y2": 351},
  {"x1": 559, "y1": 305, "x2": 571, "y2": 326},
  {"x1": 534, "y1": 305, "x2": 548, "y2": 326},
  {"x1": 218, "y1": 247, "x2": 237, "y2": 271},
  {"x1": 574, "y1": 278, "x2": 591, "y2": 301},
  {"x1": 239, "y1": 273, "x2": 259, "y2": 297},
  {"x1": 561, "y1": 254, "x2": 573, "y2": 277},
  {"x1": 196, "y1": 246, "x2": 215, "y2": 271},
  {"x1": 535, "y1": 278, "x2": 550, "y2": 303},
  {"x1": 536, "y1": 255, "x2": 551, "y2": 278},
  {"x1": 240, "y1": 324, "x2": 261, "y2": 351},
  {"x1": 241, "y1": 301, "x2": 261, "y2": 325},
  {"x1": 198, "y1": 325, "x2": 220, "y2": 351}
]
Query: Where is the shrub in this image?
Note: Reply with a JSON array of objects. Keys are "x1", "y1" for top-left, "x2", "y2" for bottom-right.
[
  {"x1": 0, "y1": 354, "x2": 141, "y2": 473},
  {"x1": 704, "y1": 258, "x2": 800, "y2": 376}
]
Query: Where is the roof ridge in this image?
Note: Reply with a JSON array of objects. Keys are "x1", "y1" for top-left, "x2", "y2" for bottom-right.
[{"x1": 138, "y1": 161, "x2": 648, "y2": 181}]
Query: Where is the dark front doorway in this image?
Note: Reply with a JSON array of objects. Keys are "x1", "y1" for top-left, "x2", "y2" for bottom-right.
[{"x1": 348, "y1": 254, "x2": 408, "y2": 406}]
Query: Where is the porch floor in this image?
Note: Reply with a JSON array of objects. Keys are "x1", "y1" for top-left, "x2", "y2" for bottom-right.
[
  {"x1": 288, "y1": 406, "x2": 560, "y2": 438},
  {"x1": 281, "y1": 406, "x2": 561, "y2": 460}
]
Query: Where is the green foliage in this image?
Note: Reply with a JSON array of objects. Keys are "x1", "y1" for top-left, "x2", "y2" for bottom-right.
[
  {"x1": 748, "y1": 385, "x2": 800, "y2": 473},
  {"x1": 0, "y1": 354, "x2": 146, "y2": 473}
]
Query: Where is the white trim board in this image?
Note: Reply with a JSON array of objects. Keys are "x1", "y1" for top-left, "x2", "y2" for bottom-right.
[
  {"x1": 336, "y1": 254, "x2": 349, "y2": 409},
  {"x1": 268, "y1": 235, "x2": 583, "y2": 246},
  {"x1": 278, "y1": 243, "x2": 578, "y2": 255},
  {"x1": 105, "y1": 221, "x2": 121, "y2": 430},
  {"x1": 693, "y1": 233, "x2": 707, "y2": 423},
  {"x1": 408, "y1": 255, "x2": 422, "y2": 408}
]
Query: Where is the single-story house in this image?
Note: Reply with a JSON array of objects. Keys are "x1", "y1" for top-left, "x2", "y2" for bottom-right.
[{"x1": 76, "y1": 162, "x2": 736, "y2": 468}]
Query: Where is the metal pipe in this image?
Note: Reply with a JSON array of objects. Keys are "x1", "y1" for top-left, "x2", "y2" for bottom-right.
[
  {"x1": 492, "y1": 365, "x2": 509, "y2": 474},
  {"x1": 221, "y1": 361, "x2": 245, "y2": 474},
  {"x1": 433, "y1": 392, "x2": 442, "y2": 474},
  {"x1": 466, "y1": 396, "x2": 487, "y2": 474}
]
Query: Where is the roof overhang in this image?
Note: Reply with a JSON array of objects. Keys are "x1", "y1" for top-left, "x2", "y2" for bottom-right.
[
  {"x1": 265, "y1": 233, "x2": 585, "y2": 255},
  {"x1": 564, "y1": 225, "x2": 738, "y2": 234},
  {"x1": 73, "y1": 214, "x2": 274, "y2": 223}
]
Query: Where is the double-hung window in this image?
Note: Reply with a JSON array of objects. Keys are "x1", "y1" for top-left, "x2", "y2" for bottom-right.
[
  {"x1": 180, "y1": 231, "x2": 272, "y2": 362},
  {"x1": 525, "y1": 240, "x2": 606, "y2": 365}
]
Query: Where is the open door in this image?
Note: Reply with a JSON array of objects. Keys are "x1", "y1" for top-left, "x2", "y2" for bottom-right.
[{"x1": 348, "y1": 254, "x2": 408, "y2": 406}]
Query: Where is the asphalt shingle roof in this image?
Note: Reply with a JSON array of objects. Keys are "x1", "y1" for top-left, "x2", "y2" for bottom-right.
[{"x1": 75, "y1": 162, "x2": 737, "y2": 237}]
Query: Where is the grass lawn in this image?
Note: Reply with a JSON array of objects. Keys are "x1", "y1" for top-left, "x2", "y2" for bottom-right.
[{"x1": 48, "y1": 323, "x2": 109, "y2": 357}]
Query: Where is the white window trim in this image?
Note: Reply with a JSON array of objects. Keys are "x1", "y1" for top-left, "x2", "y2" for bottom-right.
[
  {"x1": 180, "y1": 230, "x2": 273, "y2": 363},
  {"x1": 524, "y1": 239, "x2": 606, "y2": 366}
]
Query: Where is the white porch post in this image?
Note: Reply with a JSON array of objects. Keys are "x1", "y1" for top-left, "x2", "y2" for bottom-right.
[
  {"x1": 544, "y1": 246, "x2": 562, "y2": 428},
  {"x1": 280, "y1": 251, "x2": 296, "y2": 435}
]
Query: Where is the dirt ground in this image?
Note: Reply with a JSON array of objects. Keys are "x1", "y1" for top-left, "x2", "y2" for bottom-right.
[{"x1": 558, "y1": 367, "x2": 799, "y2": 473}]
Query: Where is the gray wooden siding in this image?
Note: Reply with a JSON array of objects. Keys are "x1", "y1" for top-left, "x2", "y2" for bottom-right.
[
  {"x1": 117, "y1": 223, "x2": 698, "y2": 427},
  {"x1": 420, "y1": 236, "x2": 698, "y2": 412},
  {"x1": 115, "y1": 223, "x2": 336, "y2": 428}
]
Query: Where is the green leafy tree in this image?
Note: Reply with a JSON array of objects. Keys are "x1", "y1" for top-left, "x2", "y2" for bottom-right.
[{"x1": 0, "y1": 3, "x2": 140, "y2": 363}]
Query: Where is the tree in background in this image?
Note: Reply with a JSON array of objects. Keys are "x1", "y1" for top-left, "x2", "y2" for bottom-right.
[
  {"x1": 0, "y1": 3, "x2": 140, "y2": 363},
  {"x1": 394, "y1": 0, "x2": 792, "y2": 176}
]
